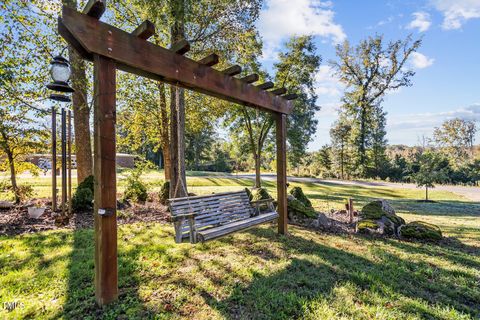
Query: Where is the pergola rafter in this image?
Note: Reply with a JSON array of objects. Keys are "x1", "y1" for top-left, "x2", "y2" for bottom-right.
[{"x1": 58, "y1": 0, "x2": 296, "y2": 306}]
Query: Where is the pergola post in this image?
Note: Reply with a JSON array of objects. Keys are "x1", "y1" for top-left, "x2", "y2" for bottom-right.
[
  {"x1": 276, "y1": 112, "x2": 288, "y2": 235},
  {"x1": 93, "y1": 54, "x2": 118, "y2": 306}
]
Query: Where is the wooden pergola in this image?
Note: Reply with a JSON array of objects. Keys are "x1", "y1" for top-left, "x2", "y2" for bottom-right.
[{"x1": 59, "y1": 0, "x2": 296, "y2": 306}]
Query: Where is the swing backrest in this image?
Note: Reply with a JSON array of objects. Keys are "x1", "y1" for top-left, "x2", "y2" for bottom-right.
[{"x1": 169, "y1": 190, "x2": 255, "y2": 239}]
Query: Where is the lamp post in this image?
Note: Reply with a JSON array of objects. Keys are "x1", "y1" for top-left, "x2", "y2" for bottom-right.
[{"x1": 46, "y1": 53, "x2": 74, "y2": 216}]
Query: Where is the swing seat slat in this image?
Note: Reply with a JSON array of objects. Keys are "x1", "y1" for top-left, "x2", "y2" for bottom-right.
[{"x1": 169, "y1": 190, "x2": 277, "y2": 243}]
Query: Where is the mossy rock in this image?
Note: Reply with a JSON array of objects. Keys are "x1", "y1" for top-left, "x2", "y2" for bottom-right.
[
  {"x1": 289, "y1": 187, "x2": 312, "y2": 207},
  {"x1": 287, "y1": 198, "x2": 317, "y2": 219},
  {"x1": 400, "y1": 221, "x2": 442, "y2": 241},
  {"x1": 361, "y1": 201, "x2": 385, "y2": 219},
  {"x1": 385, "y1": 213, "x2": 405, "y2": 226},
  {"x1": 357, "y1": 219, "x2": 380, "y2": 232},
  {"x1": 251, "y1": 188, "x2": 272, "y2": 201}
]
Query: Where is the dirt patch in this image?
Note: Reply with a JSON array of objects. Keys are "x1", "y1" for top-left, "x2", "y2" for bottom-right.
[{"x1": 0, "y1": 198, "x2": 170, "y2": 236}]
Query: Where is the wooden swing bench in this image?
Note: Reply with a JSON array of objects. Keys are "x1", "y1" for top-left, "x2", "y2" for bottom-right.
[{"x1": 169, "y1": 190, "x2": 278, "y2": 243}]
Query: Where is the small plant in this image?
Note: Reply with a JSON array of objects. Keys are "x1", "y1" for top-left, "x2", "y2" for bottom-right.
[
  {"x1": 122, "y1": 160, "x2": 153, "y2": 203},
  {"x1": 159, "y1": 181, "x2": 170, "y2": 205},
  {"x1": 72, "y1": 175, "x2": 94, "y2": 211}
]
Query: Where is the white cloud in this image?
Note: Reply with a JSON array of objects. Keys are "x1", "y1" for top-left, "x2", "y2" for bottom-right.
[
  {"x1": 407, "y1": 12, "x2": 432, "y2": 32},
  {"x1": 430, "y1": 0, "x2": 480, "y2": 30},
  {"x1": 314, "y1": 65, "x2": 345, "y2": 97},
  {"x1": 410, "y1": 52, "x2": 435, "y2": 69},
  {"x1": 258, "y1": 0, "x2": 346, "y2": 60}
]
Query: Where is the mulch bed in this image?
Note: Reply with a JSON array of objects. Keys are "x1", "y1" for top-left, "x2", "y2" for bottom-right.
[{"x1": 0, "y1": 198, "x2": 170, "y2": 237}]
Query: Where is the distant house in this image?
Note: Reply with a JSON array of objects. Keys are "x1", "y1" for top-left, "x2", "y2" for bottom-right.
[{"x1": 26, "y1": 153, "x2": 136, "y2": 169}]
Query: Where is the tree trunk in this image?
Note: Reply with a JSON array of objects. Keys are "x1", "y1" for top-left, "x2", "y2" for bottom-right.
[
  {"x1": 158, "y1": 83, "x2": 171, "y2": 181},
  {"x1": 65, "y1": 0, "x2": 93, "y2": 184},
  {"x1": 254, "y1": 153, "x2": 261, "y2": 188},
  {"x1": 425, "y1": 186, "x2": 428, "y2": 201},
  {"x1": 169, "y1": 0, "x2": 187, "y2": 198},
  {"x1": 340, "y1": 143, "x2": 344, "y2": 180},
  {"x1": 359, "y1": 104, "x2": 367, "y2": 171},
  {"x1": 6, "y1": 150, "x2": 19, "y2": 204}
]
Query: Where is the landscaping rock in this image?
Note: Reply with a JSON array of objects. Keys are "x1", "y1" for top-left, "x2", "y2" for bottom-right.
[
  {"x1": 287, "y1": 197, "x2": 317, "y2": 219},
  {"x1": 356, "y1": 199, "x2": 405, "y2": 236},
  {"x1": 399, "y1": 221, "x2": 443, "y2": 241},
  {"x1": 289, "y1": 186, "x2": 312, "y2": 207}
]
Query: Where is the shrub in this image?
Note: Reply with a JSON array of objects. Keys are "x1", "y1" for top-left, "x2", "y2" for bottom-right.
[
  {"x1": 72, "y1": 175, "x2": 94, "y2": 211},
  {"x1": 159, "y1": 181, "x2": 170, "y2": 205},
  {"x1": 289, "y1": 187, "x2": 312, "y2": 207},
  {"x1": 72, "y1": 188, "x2": 94, "y2": 211},
  {"x1": 124, "y1": 179, "x2": 148, "y2": 203},
  {"x1": 16, "y1": 185, "x2": 34, "y2": 203}
]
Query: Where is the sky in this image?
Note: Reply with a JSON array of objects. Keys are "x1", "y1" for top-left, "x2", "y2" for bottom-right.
[{"x1": 256, "y1": 0, "x2": 480, "y2": 150}]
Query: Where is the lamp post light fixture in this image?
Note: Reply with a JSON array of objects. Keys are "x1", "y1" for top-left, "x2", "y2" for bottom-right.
[{"x1": 47, "y1": 55, "x2": 74, "y2": 102}]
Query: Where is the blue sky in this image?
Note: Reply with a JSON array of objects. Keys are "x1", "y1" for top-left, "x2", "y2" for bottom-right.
[{"x1": 256, "y1": 0, "x2": 480, "y2": 150}]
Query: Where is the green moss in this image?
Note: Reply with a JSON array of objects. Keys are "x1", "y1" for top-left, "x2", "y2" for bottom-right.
[
  {"x1": 288, "y1": 198, "x2": 318, "y2": 219},
  {"x1": 159, "y1": 181, "x2": 170, "y2": 205},
  {"x1": 289, "y1": 186, "x2": 312, "y2": 207},
  {"x1": 400, "y1": 221, "x2": 443, "y2": 241},
  {"x1": 384, "y1": 213, "x2": 405, "y2": 226},
  {"x1": 251, "y1": 188, "x2": 272, "y2": 201},
  {"x1": 361, "y1": 201, "x2": 384, "y2": 219},
  {"x1": 357, "y1": 219, "x2": 380, "y2": 230}
]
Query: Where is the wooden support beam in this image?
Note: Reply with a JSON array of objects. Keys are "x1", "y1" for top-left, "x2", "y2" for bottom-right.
[
  {"x1": 276, "y1": 112, "x2": 288, "y2": 235},
  {"x1": 222, "y1": 65, "x2": 241, "y2": 76},
  {"x1": 240, "y1": 74, "x2": 259, "y2": 84},
  {"x1": 59, "y1": 6, "x2": 294, "y2": 114},
  {"x1": 83, "y1": 0, "x2": 105, "y2": 19},
  {"x1": 131, "y1": 20, "x2": 156, "y2": 40},
  {"x1": 170, "y1": 39, "x2": 190, "y2": 55},
  {"x1": 198, "y1": 53, "x2": 219, "y2": 66},
  {"x1": 257, "y1": 81, "x2": 274, "y2": 90},
  {"x1": 271, "y1": 88, "x2": 287, "y2": 95},
  {"x1": 282, "y1": 93, "x2": 298, "y2": 100},
  {"x1": 93, "y1": 54, "x2": 118, "y2": 306}
]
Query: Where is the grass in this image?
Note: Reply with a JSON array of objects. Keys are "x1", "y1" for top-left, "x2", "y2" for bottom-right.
[{"x1": 0, "y1": 172, "x2": 479, "y2": 319}]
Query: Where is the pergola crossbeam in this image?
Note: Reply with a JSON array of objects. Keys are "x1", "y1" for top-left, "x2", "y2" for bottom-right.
[
  {"x1": 240, "y1": 73, "x2": 259, "y2": 84},
  {"x1": 271, "y1": 88, "x2": 287, "y2": 95},
  {"x1": 198, "y1": 53, "x2": 219, "y2": 66},
  {"x1": 132, "y1": 20, "x2": 156, "y2": 40},
  {"x1": 257, "y1": 81, "x2": 274, "y2": 90},
  {"x1": 222, "y1": 65, "x2": 242, "y2": 76},
  {"x1": 170, "y1": 39, "x2": 190, "y2": 55},
  {"x1": 83, "y1": 0, "x2": 105, "y2": 19}
]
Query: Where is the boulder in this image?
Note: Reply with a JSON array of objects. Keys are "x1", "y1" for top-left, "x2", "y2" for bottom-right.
[
  {"x1": 289, "y1": 187, "x2": 312, "y2": 207},
  {"x1": 399, "y1": 221, "x2": 442, "y2": 241},
  {"x1": 356, "y1": 200, "x2": 405, "y2": 236}
]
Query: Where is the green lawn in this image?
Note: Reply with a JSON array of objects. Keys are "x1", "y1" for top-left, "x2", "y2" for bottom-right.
[{"x1": 0, "y1": 174, "x2": 479, "y2": 319}]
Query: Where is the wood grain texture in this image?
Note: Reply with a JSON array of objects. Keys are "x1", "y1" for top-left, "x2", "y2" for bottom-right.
[
  {"x1": 222, "y1": 65, "x2": 242, "y2": 76},
  {"x1": 83, "y1": 0, "x2": 105, "y2": 19},
  {"x1": 276, "y1": 113, "x2": 288, "y2": 235},
  {"x1": 93, "y1": 54, "x2": 118, "y2": 305},
  {"x1": 59, "y1": 6, "x2": 293, "y2": 114},
  {"x1": 198, "y1": 53, "x2": 219, "y2": 66},
  {"x1": 131, "y1": 20, "x2": 156, "y2": 40}
]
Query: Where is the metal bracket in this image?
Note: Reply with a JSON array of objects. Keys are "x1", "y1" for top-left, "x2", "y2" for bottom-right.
[{"x1": 98, "y1": 208, "x2": 115, "y2": 216}]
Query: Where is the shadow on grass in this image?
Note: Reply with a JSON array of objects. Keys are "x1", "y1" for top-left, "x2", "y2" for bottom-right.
[{"x1": 205, "y1": 228, "x2": 480, "y2": 319}]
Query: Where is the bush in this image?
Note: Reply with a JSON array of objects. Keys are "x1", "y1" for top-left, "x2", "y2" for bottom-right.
[
  {"x1": 124, "y1": 179, "x2": 148, "y2": 203},
  {"x1": 159, "y1": 181, "x2": 170, "y2": 205},
  {"x1": 16, "y1": 185, "x2": 34, "y2": 203},
  {"x1": 72, "y1": 175, "x2": 94, "y2": 211},
  {"x1": 289, "y1": 187, "x2": 312, "y2": 207},
  {"x1": 72, "y1": 188, "x2": 94, "y2": 211}
]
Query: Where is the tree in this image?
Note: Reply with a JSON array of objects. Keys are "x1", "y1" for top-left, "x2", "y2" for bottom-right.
[
  {"x1": 331, "y1": 34, "x2": 421, "y2": 174},
  {"x1": 0, "y1": 107, "x2": 47, "y2": 203},
  {"x1": 433, "y1": 118, "x2": 477, "y2": 164},
  {"x1": 276, "y1": 36, "x2": 321, "y2": 169},
  {"x1": 410, "y1": 151, "x2": 448, "y2": 201},
  {"x1": 330, "y1": 120, "x2": 351, "y2": 179},
  {"x1": 111, "y1": 0, "x2": 262, "y2": 196}
]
